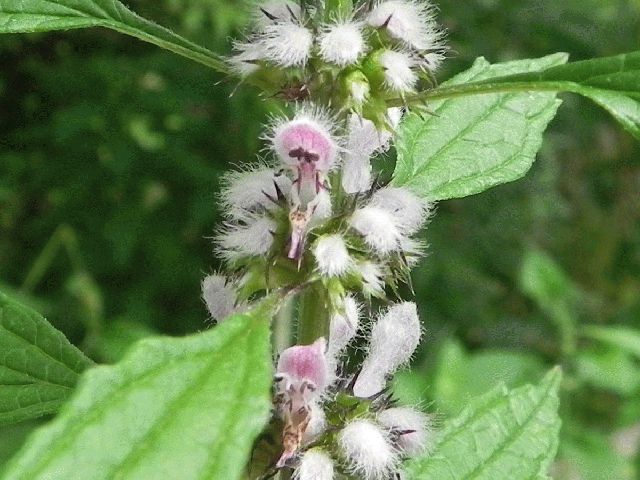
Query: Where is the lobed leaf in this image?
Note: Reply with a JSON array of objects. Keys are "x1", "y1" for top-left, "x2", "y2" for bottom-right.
[
  {"x1": 0, "y1": 290, "x2": 93, "y2": 426},
  {"x1": 2, "y1": 304, "x2": 274, "y2": 480},
  {"x1": 0, "y1": 0, "x2": 229, "y2": 73},
  {"x1": 393, "y1": 54, "x2": 566, "y2": 201},
  {"x1": 406, "y1": 368, "x2": 562, "y2": 480}
]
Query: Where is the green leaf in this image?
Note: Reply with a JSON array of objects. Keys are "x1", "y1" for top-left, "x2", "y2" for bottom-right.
[
  {"x1": 393, "y1": 53, "x2": 566, "y2": 201},
  {"x1": 0, "y1": 0, "x2": 229, "y2": 73},
  {"x1": 432, "y1": 339, "x2": 546, "y2": 416},
  {"x1": 0, "y1": 290, "x2": 93, "y2": 426},
  {"x1": 2, "y1": 305, "x2": 274, "y2": 480},
  {"x1": 574, "y1": 346, "x2": 640, "y2": 396},
  {"x1": 519, "y1": 248, "x2": 578, "y2": 357},
  {"x1": 406, "y1": 368, "x2": 563, "y2": 480},
  {"x1": 581, "y1": 325, "x2": 640, "y2": 360},
  {"x1": 412, "y1": 51, "x2": 640, "y2": 139}
]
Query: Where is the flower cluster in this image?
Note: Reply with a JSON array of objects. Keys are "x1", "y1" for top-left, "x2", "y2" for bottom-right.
[
  {"x1": 271, "y1": 302, "x2": 435, "y2": 479},
  {"x1": 201, "y1": 2, "x2": 447, "y2": 479},
  {"x1": 229, "y1": 0, "x2": 446, "y2": 126}
]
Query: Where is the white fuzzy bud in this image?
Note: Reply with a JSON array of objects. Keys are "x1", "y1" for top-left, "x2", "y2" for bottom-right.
[
  {"x1": 378, "y1": 407, "x2": 435, "y2": 456},
  {"x1": 356, "y1": 261, "x2": 385, "y2": 296},
  {"x1": 370, "y1": 186, "x2": 428, "y2": 234},
  {"x1": 339, "y1": 419, "x2": 398, "y2": 480},
  {"x1": 314, "y1": 234, "x2": 351, "y2": 277},
  {"x1": 342, "y1": 111, "x2": 402, "y2": 194},
  {"x1": 310, "y1": 189, "x2": 333, "y2": 223},
  {"x1": 215, "y1": 215, "x2": 276, "y2": 262},
  {"x1": 260, "y1": 23, "x2": 313, "y2": 67},
  {"x1": 327, "y1": 295, "x2": 360, "y2": 382},
  {"x1": 220, "y1": 167, "x2": 292, "y2": 220},
  {"x1": 303, "y1": 402, "x2": 328, "y2": 444},
  {"x1": 350, "y1": 206, "x2": 402, "y2": 253},
  {"x1": 254, "y1": 1, "x2": 302, "y2": 29},
  {"x1": 367, "y1": 0, "x2": 444, "y2": 54},
  {"x1": 319, "y1": 21, "x2": 366, "y2": 66},
  {"x1": 228, "y1": 41, "x2": 265, "y2": 77},
  {"x1": 353, "y1": 302, "x2": 421, "y2": 398},
  {"x1": 294, "y1": 449, "x2": 334, "y2": 480},
  {"x1": 380, "y1": 50, "x2": 418, "y2": 92},
  {"x1": 399, "y1": 237, "x2": 427, "y2": 266},
  {"x1": 201, "y1": 274, "x2": 237, "y2": 322}
]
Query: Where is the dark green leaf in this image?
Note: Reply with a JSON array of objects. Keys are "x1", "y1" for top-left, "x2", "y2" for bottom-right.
[
  {"x1": 0, "y1": 0, "x2": 229, "y2": 73},
  {"x1": 393, "y1": 54, "x2": 566, "y2": 201},
  {"x1": 2, "y1": 304, "x2": 274, "y2": 480},
  {"x1": 0, "y1": 290, "x2": 93, "y2": 426},
  {"x1": 406, "y1": 368, "x2": 562, "y2": 480}
]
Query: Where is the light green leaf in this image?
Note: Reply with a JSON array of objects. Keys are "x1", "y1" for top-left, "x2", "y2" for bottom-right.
[
  {"x1": 412, "y1": 51, "x2": 640, "y2": 139},
  {"x1": 0, "y1": 290, "x2": 93, "y2": 426},
  {"x1": 2, "y1": 305, "x2": 274, "y2": 480},
  {"x1": 393, "y1": 53, "x2": 566, "y2": 201},
  {"x1": 581, "y1": 325, "x2": 640, "y2": 360},
  {"x1": 0, "y1": 0, "x2": 229, "y2": 73},
  {"x1": 406, "y1": 368, "x2": 562, "y2": 480},
  {"x1": 574, "y1": 346, "x2": 640, "y2": 396}
]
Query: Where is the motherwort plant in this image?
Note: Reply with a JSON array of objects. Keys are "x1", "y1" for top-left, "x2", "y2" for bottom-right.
[{"x1": 202, "y1": 1, "x2": 445, "y2": 478}]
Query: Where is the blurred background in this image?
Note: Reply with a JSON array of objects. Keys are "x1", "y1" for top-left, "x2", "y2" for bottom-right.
[{"x1": 1, "y1": 0, "x2": 639, "y2": 478}]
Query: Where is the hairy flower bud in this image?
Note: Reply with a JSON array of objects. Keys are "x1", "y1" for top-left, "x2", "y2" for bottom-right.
[
  {"x1": 339, "y1": 419, "x2": 398, "y2": 480},
  {"x1": 260, "y1": 23, "x2": 314, "y2": 67},
  {"x1": 353, "y1": 302, "x2": 421, "y2": 397},
  {"x1": 215, "y1": 214, "x2": 276, "y2": 263},
  {"x1": 200, "y1": 274, "x2": 237, "y2": 322},
  {"x1": 220, "y1": 166, "x2": 292, "y2": 220},
  {"x1": 228, "y1": 41, "x2": 265, "y2": 77},
  {"x1": 294, "y1": 448, "x2": 335, "y2": 480},
  {"x1": 379, "y1": 49, "x2": 418, "y2": 92},
  {"x1": 319, "y1": 21, "x2": 367, "y2": 66},
  {"x1": 314, "y1": 234, "x2": 351, "y2": 277},
  {"x1": 367, "y1": 0, "x2": 443, "y2": 53},
  {"x1": 350, "y1": 206, "x2": 402, "y2": 253},
  {"x1": 356, "y1": 261, "x2": 385, "y2": 296},
  {"x1": 370, "y1": 186, "x2": 428, "y2": 234},
  {"x1": 327, "y1": 295, "x2": 360, "y2": 382},
  {"x1": 378, "y1": 407, "x2": 435, "y2": 456}
]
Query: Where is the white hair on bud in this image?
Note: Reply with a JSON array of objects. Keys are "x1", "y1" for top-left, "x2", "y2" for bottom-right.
[
  {"x1": 302, "y1": 402, "x2": 328, "y2": 444},
  {"x1": 369, "y1": 186, "x2": 429, "y2": 234},
  {"x1": 379, "y1": 50, "x2": 418, "y2": 92},
  {"x1": 399, "y1": 236, "x2": 427, "y2": 266},
  {"x1": 342, "y1": 111, "x2": 403, "y2": 194},
  {"x1": 215, "y1": 215, "x2": 276, "y2": 262},
  {"x1": 259, "y1": 22, "x2": 313, "y2": 67},
  {"x1": 313, "y1": 234, "x2": 351, "y2": 277},
  {"x1": 327, "y1": 295, "x2": 361, "y2": 382},
  {"x1": 220, "y1": 166, "x2": 292, "y2": 220},
  {"x1": 339, "y1": 419, "x2": 398, "y2": 480},
  {"x1": 353, "y1": 302, "x2": 422, "y2": 398},
  {"x1": 350, "y1": 206, "x2": 402, "y2": 254},
  {"x1": 356, "y1": 261, "x2": 385, "y2": 296},
  {"x1": 367, "y1": 0, "x2": 445, "y2": 55},
  {"x1": 378, "y1": 407, "x2": 436, "y2": 457},
  {"x1": 201, "y1": 274, "x2": 237, "y2": 322},
  {"x1": 253, "y1": 0, "x2": 302, "y2": 29},
  {"x1": 228, "y1": 41, "x2": 265, "y2": 77},
  {"x1": 294, "y1": 448, "x2": 334, "y2": 480},
  {"x1": 319, "y1": 21, "x2": 367, "y2": 66},
  {"x1": 350, "y1": 79, "x2": 370, "y2": 104},
  {"x1": 310, "y1": 189, "x2": 333, "y2": 223}
]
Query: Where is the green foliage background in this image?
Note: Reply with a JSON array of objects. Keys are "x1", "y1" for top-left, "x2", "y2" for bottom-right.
[{"x1": 0, "y1": 0, "x2": 639, "y2": 478}]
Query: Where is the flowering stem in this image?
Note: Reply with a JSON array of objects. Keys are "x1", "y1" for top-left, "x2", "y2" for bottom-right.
[{"x1": 297, "y1": 285, "x2": 330, "y2": 344}]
